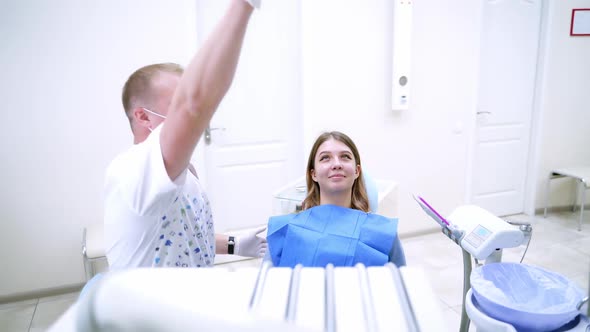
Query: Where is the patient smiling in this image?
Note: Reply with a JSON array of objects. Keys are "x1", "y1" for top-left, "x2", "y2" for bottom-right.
[{"x1": 266, "y1": 131, "x2": 406, "y2": 267}]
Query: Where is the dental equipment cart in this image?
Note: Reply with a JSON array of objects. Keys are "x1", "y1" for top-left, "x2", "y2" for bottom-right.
[
  {"x1": 415, "y1": 195, "x2": 590, "y2": 332},
  {"x1": 49, "y1": 263, "x2": 447, "y2": 332}
]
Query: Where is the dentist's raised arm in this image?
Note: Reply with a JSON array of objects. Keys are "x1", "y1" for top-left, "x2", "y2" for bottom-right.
[{"x1": 160, "y1": 0, "x2": 258, "y2": 181}]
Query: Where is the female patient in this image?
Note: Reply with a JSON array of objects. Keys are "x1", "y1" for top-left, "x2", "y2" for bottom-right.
[{"x1": 266, "y1": 131, "x2": 406, "y2": 267}]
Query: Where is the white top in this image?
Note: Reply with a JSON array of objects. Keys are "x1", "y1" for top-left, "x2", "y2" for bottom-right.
[
  {"x1": 104, "y1": 125, "x2": 215, "y2": 269},
  {"x1": 553, "y1": 167, "x2": 590, "y2": 186}
]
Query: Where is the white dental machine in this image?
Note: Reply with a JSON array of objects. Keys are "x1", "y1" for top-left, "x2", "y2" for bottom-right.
[
  {"x1": 415, "y1": 195, "x2": 526, "y2": 262},
  {"x1": 414, "y1": 195, "x2": 589, "y2": 332}
]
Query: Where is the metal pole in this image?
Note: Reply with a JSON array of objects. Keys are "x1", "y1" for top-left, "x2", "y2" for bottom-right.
[{"x1": 459, "y1": 249, "x2": 472, "y2": 332}]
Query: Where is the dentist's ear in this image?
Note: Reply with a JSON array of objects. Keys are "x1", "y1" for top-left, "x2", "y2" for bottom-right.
[{"x1": 133, "y1": 107, "x2": 151, "y2": 129}]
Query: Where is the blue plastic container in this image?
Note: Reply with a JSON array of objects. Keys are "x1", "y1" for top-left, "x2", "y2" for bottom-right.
[{"x1": 470, "y1": 263, "x2": 585, "y2": 331}]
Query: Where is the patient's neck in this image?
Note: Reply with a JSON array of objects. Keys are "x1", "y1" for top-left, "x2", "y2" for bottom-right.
[{"x1": 319, "y1": 190, "x2": 352, "y2": 209}]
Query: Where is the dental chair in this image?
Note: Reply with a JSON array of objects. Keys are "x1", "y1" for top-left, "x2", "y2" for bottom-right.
[
  {"x1": 272, "y1": 172, "x2": 398, "y2": 217},
  {"x1": 82, "y1": 223, "x2": 108, "y2": 281},
  {"x1": 49, "y1": 174, "x2": 421, "y2": 332}
]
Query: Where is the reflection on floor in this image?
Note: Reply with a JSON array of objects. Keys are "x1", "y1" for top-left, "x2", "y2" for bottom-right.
[{"x1": 1, "y1": 211, "x2": 588, "y2": 332}]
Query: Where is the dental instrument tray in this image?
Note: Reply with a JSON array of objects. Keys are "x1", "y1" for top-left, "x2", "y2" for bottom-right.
[
  {"x1": 414, "y1": 196, "x2": 524, "y2": 260},
  {"x1": 69, "y1": 263, "x2": 448, "y2": 332}
]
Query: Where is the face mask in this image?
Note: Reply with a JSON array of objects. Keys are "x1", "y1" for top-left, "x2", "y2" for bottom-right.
[{"x1": 142, "y1": 108, "x2": 166, "y2": 132}]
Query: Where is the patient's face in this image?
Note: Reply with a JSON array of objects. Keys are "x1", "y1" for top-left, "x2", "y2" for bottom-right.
[{"x1": 311, "y1": 138, "x2": 360, "y2": 197}]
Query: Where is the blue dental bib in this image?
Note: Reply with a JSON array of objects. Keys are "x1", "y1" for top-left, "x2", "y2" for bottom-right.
[{"x1": 267, "y1": 205, "x2": 398, "y2": 268}]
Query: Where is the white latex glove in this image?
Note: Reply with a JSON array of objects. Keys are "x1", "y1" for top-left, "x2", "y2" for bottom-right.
[
  {"x1": 244, "y1": 0, "x2": 261, "y2": 9},
  {"x1": 234, "y1": 226, "x2": 267, "y2": 258}
]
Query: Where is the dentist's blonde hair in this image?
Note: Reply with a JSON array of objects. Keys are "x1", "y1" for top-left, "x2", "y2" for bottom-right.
[
  {"x1": 121, "y1": 63, "x2": 184, "y2": 131},
  {"x1": 301, "y1": 131, "x2": 370, "y2": 212}
]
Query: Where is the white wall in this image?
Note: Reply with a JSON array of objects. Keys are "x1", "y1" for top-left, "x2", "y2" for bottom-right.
[
  {"x1": 532, "y1": 0, "x2": 590, "y2": 209},
  {"x1": 0, "y1": 0, "x2": 197, "y2": 297},
  {"x1": 301, "y1": 0, "x2": 482, "y2": 235}
]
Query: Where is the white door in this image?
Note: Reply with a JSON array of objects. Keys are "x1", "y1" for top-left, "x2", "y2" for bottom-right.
[
  {"x1": 193, "y1": 0, "x2": 303, "y2": 232},
  {"x1": 470, "y1": 0, "x2": 542, "y2": 216}
]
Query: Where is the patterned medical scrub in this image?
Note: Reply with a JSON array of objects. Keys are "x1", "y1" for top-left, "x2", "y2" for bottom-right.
[{"x1": 104, "y1": 124, "x2": 216, "y2": 269}]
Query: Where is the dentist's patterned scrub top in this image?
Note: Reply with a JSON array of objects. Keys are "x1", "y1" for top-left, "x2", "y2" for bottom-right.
[{"x1": 104, "y1": 124, "x2": 215, "y2": 270}]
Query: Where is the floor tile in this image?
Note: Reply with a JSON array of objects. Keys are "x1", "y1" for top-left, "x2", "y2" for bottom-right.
[
  {"x1": 439, "y1": 305, "x2": 460, "y2": 332},
  {"x1": 568, "y1": 236, "x2": 590, "y2": 256},
  {"x1": 30, "y1": 296, "x2": 77, "y2": 331},
  {"x1": 542, "y1": 211, "x2": 590, "y2": 235},
  {"x1": 525, "y1": 243, "x2": 590, "y2": 280},
  {"x1": 0, "y1": 301, "x2": 36, "y2": 332},
  {"x1": 0, "y1": 299, "x2": 37, "y2": 310}
]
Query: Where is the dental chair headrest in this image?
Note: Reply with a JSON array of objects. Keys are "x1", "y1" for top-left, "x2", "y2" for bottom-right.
[{"x1": 363, "y1": 172, "x2": 378, "y2": 213}]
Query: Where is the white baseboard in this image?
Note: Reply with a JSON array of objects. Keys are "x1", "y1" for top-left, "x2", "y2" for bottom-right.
[{"x1": 0, "y1": 283, "x2": 84, "y2": 304}]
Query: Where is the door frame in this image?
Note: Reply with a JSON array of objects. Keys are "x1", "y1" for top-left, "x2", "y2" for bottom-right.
[{"x1": 523, "y1": 0, "x2": 551, "y2": 216}]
